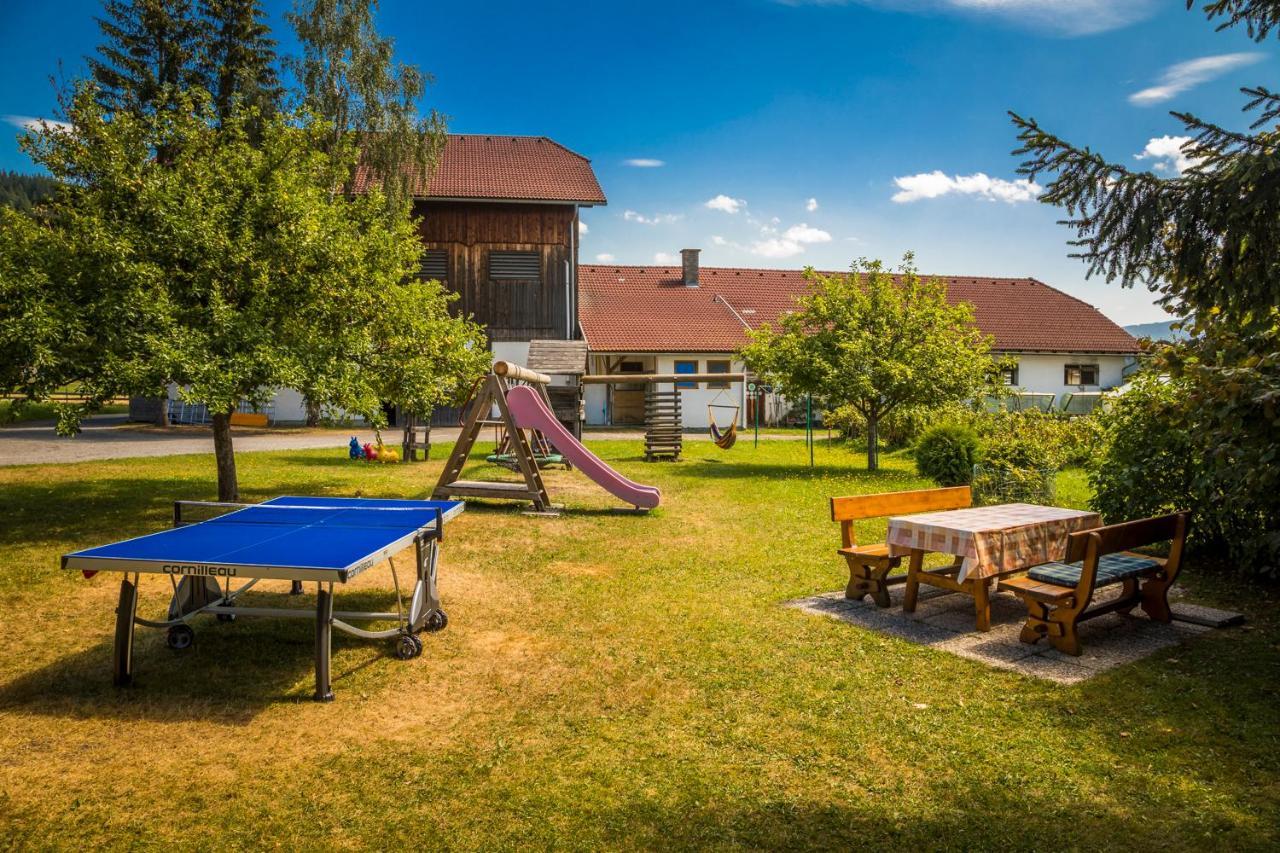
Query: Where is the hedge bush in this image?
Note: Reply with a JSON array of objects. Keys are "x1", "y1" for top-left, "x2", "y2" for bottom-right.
[{"x1": 914, "y1": 423, "x2": 981, "y2": 486}]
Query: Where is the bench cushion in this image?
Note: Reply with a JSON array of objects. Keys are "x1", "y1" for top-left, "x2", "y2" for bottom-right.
[{"x1": 1028, "y1": 553, "x2": 1161, "y2": 588}]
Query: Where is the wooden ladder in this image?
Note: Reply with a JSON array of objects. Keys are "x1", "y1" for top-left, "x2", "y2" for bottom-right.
[{"x1": 644, "y1": 388, "x2": 683, "y2": 461}]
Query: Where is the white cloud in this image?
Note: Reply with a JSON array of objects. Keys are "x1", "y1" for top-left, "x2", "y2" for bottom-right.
[
  {"x1": 775, "y1": 1, "x2": 1157, "y2": 36},
  {"x1": 595, "y1": 252, "x2": 616, "y2": 262},
  {"x1": 2, "y1": 114, "x2": 72, "y2": 133},
  {"x1": 711, "y1": 235, "x2": 728, "y2": 246},
  {"x1": 1135, "y1": 135, "x2": 1200, "y2": 176},
  {"x1": 783, "y1": 223, "x2": 831, "y2": 244},
  {"x1": 704, "y1": 194, "x2": 746, "y2": 214},
  {"x1": 623, "y1": 158, "x2": 665, "y2": 167},
  {"x1": 1129, "y1": 53, "x2": 1265, "y2": 105},
  {"x1": 744, "y1": 222, "x2": 833, "y2": 258},
  {"x1": 891, "y1": 170, "x2": 1041, "y2": 203},
  {"x1": 750, "y1": 239, "x2": 805, "y2": 259},
  {"x1": 578, "y1": 220, "x2": 588, "y2": 235},
  {"x1": 806, "y1": 197, "x2": 819, "y2": 212},
  {"x1": 654, "y1": 252, "x2": 679, "y2": 264},
  {"x1": 623, "y1": 209, "x2": 681, "y2": 225}
]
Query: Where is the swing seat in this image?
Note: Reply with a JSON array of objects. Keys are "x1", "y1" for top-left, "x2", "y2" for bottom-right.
[
  {"x1": 707, "y1": 403, "x2": 740, "y2": 451},
  {"x1": 709, "y1": 420, "x2": 738, "y2": 449}
]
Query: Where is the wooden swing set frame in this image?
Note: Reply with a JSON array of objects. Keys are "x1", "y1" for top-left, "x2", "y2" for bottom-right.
[{"x1": 432, "y1": 362, "x2": 560, "y2": 512}]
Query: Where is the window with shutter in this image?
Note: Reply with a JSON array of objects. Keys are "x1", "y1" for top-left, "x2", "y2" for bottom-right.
[{"x1": 489, "y1": 251, "x2": 541, "y2": 281}]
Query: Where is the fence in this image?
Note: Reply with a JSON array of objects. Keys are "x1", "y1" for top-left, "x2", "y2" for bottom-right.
[{"x1": 167, "y1": 399, "x2": 275, "y2": 426}]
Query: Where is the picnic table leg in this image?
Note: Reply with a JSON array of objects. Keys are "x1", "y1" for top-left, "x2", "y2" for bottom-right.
[
  {"x1": 113, "y1": 574, "x2": 139, "y2": 687},
  {"x1": 973, "y1": 577, "x2": 992, "y2": 632},
  {"x1": 314, "y1": 582, "x2": 335, "y2": 702},
  {"x1": 902, "y1": 549, "x2": 924, "y2": 613}
]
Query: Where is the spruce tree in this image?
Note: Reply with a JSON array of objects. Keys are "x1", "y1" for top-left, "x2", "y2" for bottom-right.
[
  {"x1": 1009, "y1": 0, "x2": 1280, "y2": 573},
  {"x1": 87, "y1": 0, "x2": 210, "y2": 116},
  {"x1": 201, "y1": 0, "x2": 281, "y2": 123}
]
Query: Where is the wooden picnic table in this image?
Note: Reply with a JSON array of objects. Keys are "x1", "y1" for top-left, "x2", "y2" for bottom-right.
[{"x1": 886, "y1": 503, "x2": 1102, "y2": 631}]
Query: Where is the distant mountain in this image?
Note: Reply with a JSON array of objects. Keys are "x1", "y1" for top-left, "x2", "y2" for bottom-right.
[{"x1": 1124, "y1": 321, "x2": 1188, "y2": 342}]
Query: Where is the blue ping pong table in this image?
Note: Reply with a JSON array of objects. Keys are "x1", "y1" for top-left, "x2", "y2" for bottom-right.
[{"x1": 62, "y1": 496, "x2": 465, "y2": 701}]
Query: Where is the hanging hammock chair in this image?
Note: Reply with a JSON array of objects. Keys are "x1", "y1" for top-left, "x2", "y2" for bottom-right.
[{"x1": 707, "y1": 403, "x2": 739, "y2": 450}]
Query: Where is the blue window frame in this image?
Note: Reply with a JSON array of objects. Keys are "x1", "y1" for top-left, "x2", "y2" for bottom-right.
[{"x1": 674, "y1": 360, "x2": 698, "y2": 389}]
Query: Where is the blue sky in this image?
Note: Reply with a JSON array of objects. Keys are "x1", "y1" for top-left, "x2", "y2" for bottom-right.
[{"x1": 1, "y1": 0, "x2": 1273, "y2": 324}]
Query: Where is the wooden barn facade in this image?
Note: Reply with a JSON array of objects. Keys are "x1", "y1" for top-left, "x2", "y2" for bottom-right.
[
  {"x1": 414, "y1": 201, "x2": 579, "y2": 343},
  {"x1": 391, "y1": 134, "x2": 607, "y2": 359}
]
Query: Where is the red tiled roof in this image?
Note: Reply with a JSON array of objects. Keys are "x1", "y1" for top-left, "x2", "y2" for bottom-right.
[
  {"x1": 578, "y1": 265, "x2": 1140, "y2": 354},
  {"x1": 354, "y1": 134, "x2": 606, "y2": 204}
]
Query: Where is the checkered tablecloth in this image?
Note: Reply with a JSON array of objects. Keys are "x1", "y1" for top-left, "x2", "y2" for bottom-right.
[{"x1": 886, "y1": 503, "x2": 1102, "y2": 582}]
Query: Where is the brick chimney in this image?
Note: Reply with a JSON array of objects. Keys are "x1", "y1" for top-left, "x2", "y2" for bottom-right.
[{"x1": 681, "y1": 248, "x2": 700, "y2": 287}]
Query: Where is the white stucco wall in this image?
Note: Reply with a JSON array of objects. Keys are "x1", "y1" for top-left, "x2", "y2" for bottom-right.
[{"x1": 1006, "y1": 352, "x2": 1133, "y2": 406}]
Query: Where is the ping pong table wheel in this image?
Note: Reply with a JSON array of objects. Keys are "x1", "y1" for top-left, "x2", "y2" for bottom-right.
[
  {"x1": 395, "y1": 634, "x2": 423, "y2": 660},
  {"x1": 423, "y1": 610, "x2": 448, "y2": 633},
  {"x1": 166, "y1": 624, "x2": 195, "y2": 650}
]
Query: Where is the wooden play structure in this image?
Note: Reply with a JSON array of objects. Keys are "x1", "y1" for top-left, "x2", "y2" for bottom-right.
[
  {"x1": 525, "y1": 339, "x2": 588, "y2": 440},
  {"x1": 433, "y1": 362, "x2": 662, "y2": 512},
  {"x1": 433, "y1": 362, "x2": 557, "y2": 511},
  {"x1": 581, "y1": 371, "x2": 747, "y2": 461}
]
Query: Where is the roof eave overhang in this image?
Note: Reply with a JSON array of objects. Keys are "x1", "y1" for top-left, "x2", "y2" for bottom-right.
[
  {"x1": 583, "y1": 345, "x2": 744, "y2": 354},
  {"x1": 416, "y1": 195, "x2": 606, "y2": 207},
  {"x1": 993, "y1": 347, "x2": 1142, "y2": 356}
]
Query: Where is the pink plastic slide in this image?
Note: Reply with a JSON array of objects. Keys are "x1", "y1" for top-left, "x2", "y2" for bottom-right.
[{"x1": 506, "y1": 384, "x2": 662, "y2": 509}]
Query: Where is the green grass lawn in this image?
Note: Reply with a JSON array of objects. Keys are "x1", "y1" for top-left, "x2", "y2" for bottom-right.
[
  {"x1": 0, "y1": 439, "x2": 1276, "y2": 849},
  {"x1": 0, "y1": 399, "x2": 128, "y2": 424}
]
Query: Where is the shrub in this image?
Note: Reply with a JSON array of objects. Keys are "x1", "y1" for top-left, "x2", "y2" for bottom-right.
[
  {"x1": 1088, "y1": 373, "x2": 1197, "y2": 531},
  {"x1": 914, "y1": 423, "x2": 981, "y2": 486},
  {"x1": 825, "y1": 404, "x2": 935, "y2": 449},
  {"x1": 972, "y1": 461, "x2": 1055, "y2": 505}
]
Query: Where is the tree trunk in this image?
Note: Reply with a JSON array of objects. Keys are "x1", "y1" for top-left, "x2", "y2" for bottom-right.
[
  {"x1": 867, "y1": 414, "x2": 879, "y2": 471},
  {"x1": 211, "y1": 411, "x2": 239, "y2": 502},
  {"x1": 305, "y1": 397, "x2": 321, "y2": 428}
]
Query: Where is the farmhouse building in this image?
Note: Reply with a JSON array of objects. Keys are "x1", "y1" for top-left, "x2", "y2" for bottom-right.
[
  {"x1": 577, "y1": 249, "x2": 1141, "y2": 429},
  {"x1": 153, "y1": 136, "x2": 1142, "y2": 430}
]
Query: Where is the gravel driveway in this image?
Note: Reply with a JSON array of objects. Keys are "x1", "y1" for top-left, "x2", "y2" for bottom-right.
[
  {"x1": 0, "y1": 417, "x2": 759, "y2": 466},
  {"x1": 0, "y1": 416, "x2": 456, "y2": 466}
]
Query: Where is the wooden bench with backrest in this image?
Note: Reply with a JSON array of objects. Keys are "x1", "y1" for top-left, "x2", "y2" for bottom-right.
[
  {"x1": 830, "y1": 486, "x2": 972, "y2": 607},
  {"x1": 1000, "y1": 511, "x2": 1190, "y2": 656}
]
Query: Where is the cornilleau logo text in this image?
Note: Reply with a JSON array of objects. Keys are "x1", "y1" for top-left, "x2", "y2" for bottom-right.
[{"x1": 162, "y1": 564, "x2": 238, "y2": 577}]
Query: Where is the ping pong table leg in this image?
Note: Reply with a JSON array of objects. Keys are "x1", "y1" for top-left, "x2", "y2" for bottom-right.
[
  {"x1": 289, "y1": 580, "x2": 304, "y2": 595},
  {"x1": 411, "y1": 535, "x2": 447, "y2": 633},
  {"x1": 314, "y1": 582, "x2": 335, "y2": 702},
  {"x1": 113, "y1": 574, "x2": 139, "y2": 687}
]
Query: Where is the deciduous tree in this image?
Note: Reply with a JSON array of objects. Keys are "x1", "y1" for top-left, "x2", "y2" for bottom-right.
[
  {"x1": 7, "y1": 85, "x2": 485, "y2": 501},
  {"x1": 741, "y1": 256, "x2": 995, "y2": 471},
  {"x1": 286, "y1": 0, "x2": 447, "y2": 209}
]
